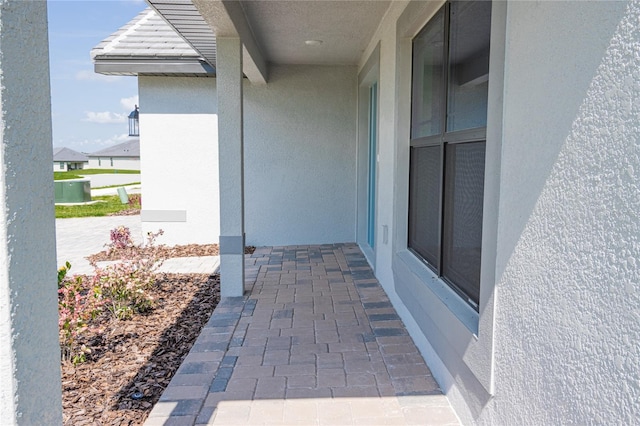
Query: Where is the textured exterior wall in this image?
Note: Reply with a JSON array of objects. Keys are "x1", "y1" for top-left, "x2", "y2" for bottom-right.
[
  {"x1": 357, "y1": 1, "x2": 640, "y2": 425},
  {"x1": 87, "y1": 157, "x2": 140, "y2": 170},
  {"x1": 140, "y1": 66, "x2": 356, "y2": 247},
  {"x1": 244, "y1": 65, "x2": 357, "y2": 246},
  {"x1": 482, "y1": 1, "x2": 639, "y2": 424},
  {"x1": 0, "y1": 1, "x2": 63, "y2": 423},
  {"x1": 139, "y1": 76, "x2": 219, "y2": 245}
]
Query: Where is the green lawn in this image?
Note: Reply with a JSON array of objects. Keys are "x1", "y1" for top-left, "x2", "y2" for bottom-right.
[
  {"x1": 55, "y1": 195, "x2": 139, "y2": 218},
  {"x1": 93, "y1": 182, "x2": 141, "y2": 190},
  {"x1": 54, "y1": 172, "x2": 82, "y2": 180},
  {"x1": 54, "y1": 169, "x2": 140, "y2": 181}
]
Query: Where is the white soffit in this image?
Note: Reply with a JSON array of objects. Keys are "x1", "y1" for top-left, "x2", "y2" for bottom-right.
[
  {"x1": 149, "y1": 0, "x2": 268, "y2": 83},
  {"x1": 149, "y1": 0, "x2": 391, "y2": 79},
  {"x1": 240, "y1": 0, "x2": 391, "y2": 65}
]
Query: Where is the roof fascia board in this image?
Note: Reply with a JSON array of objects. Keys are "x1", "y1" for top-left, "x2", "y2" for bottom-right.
[
  {"x1": 94, "y1": 58, "x2": 215, "y2": 75},
  {"x1": 191, "y1": 0, "x2": 267, "y2": 84}
]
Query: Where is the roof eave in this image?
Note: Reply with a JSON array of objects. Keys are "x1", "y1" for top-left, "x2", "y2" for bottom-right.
[
  {"x1": 148, "y1": 0, "x2": 267, "y2": 84},
  {"x1": 94, "y1": 57, "x2": 215, "y2": 76}
]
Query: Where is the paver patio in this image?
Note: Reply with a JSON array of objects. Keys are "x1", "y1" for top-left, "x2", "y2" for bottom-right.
[{"x1": 146, "y1": 244, "x2": 459, "y2": 425}]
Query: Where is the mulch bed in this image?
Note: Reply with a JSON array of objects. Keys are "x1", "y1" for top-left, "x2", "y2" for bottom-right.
[
  {"x1": 87, "y1": 244, "x2": 221, "y2": 264},
  {"x1": 61, "y1": 272, "x2": 220, "y2": 425},
  {"x1": 87, "y1": 244, "x2": 254, "y2": 264},
  {"x1": 62, "y1": 240, "x2": 257, "y2": 425}
]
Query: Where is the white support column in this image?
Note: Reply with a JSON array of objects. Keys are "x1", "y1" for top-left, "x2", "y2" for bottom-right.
[
  {"x1": 217, "y1": 37, "x2": 245, "y2": 297},
  {"x1": 0, "y1": 1, "x2": 62, "y2": 423}
]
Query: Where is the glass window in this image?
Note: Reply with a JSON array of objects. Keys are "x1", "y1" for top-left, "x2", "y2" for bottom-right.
[
  {"x1": 447, "y1": 1, "x2": 491, "y2": 132},
  {"x1": 409, "y1": 145, "x2": 442, "y2": 267},
  {"x1": 442, "y1": 141, "x2": 485, "y2": 306},
  {"x1": 411, "y1": 8, "x2": 445, "y2": 139},
  {"x1": 408, "y1": 1, "x2": 491, "y2": 309}
]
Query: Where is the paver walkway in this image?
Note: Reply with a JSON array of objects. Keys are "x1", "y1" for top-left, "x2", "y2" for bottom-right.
[{"x1": 147, "y1": 244, "x2": 459, "y2": 425}]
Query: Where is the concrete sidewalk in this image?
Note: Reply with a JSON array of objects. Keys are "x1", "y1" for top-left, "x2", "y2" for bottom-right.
[
  {"x1": 91, "y1": 184, "x2": 141, "y2": 197},
  {"x1": 56, "y1": 216, "x2": 143, "y2": 274},
  {"x1": 81, "y1": 173, "x2": 141, "y2": 188},
  {"x1": 55, "y1": 216, "x2": 219, "y2": 275}
]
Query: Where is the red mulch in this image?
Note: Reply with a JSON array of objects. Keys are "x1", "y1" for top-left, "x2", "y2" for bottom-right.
[{"x1": 61, "y1": 273, "x2": 220, "y2": 425}]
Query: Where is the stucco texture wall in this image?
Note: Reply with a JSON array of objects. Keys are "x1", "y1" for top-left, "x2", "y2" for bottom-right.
[
  {"x1": 139, "y1": 76, "x2": 219, "y2": 245},
  {"x1": 88, "y1": 158, "x2": 140, "y2": 170},
  {"x1": 0, "y1": 1, "x2": 62, "y2": 423},
  {"x1": 483, "y1": 1, "x2": 640, "y2": 424},
  {"x1": 244, "y1": 65, "x2": 357, "y2": 246},
  {"x1": 139, "y1": 66, "x2": 356, "y2": 247}
]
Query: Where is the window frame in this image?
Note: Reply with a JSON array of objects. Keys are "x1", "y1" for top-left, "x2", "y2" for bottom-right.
[{"x1": 408, "y1": 0, "x2": 489, "y2": 310}]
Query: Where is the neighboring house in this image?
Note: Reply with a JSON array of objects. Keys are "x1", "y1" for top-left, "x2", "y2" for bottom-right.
[
  {"x1": 52, "y1": 147, "x2": 88, "y2": 171},
  {"x1": 87, "y1": 138, "x2": 140, "y2": 170},
  {"x1": 0, "y1": 1, "x2": 638, "y2": 424},
  {"x1": 88, "y1": 2, "x2": 640, "y2": 425}
]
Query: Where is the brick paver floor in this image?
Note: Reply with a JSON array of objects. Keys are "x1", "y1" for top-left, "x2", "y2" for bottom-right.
[{"x1": 146, "y1": 244, "x2": 459, "y2": 425}]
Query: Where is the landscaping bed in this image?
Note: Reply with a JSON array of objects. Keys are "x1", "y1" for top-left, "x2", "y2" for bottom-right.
[
  {"x1": 88, "y1": 242, "x2": 220, "y2": 263},
  {"x1": 59, "y1": 228, "x2": 256, "y2": 426},
  {"x1": 61, "y1": 272, "x2": 220, "y2": 425}
]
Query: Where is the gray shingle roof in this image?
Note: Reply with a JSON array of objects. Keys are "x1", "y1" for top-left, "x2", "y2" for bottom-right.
[
  {"x1": 88, "y1": 139, "x2": 140, "y2": 158},
  {"x1": 53, "y1": 147, "x2": 89, "y2": 163},
  {"x1": 91, "y1": 8, "x2": 215, "y2": 76}
]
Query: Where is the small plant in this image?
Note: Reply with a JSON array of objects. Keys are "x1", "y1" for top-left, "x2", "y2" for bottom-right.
[
  {"x1": 128, "y1": 193, "x2": 141, "y2": 208},
  {"x1": 58, "y1": 261, "x2": 71, "y2": 285},
  {"x1": 109, "y1": 225, "x2": 134, "y2": 250},
  {"x1": 94, "y1": 228, "x2": 166, "y2": 320},
  {"x1": 58, "y1": 263, "x2": 102, "y2": 364},
  {"x1": 58, "y1": 228, "x2": 167, "y2": 364}
]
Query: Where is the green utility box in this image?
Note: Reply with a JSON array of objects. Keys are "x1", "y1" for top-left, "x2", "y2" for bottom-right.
[{"x1": 54, "y1": 179, "x2": 91, "y2": 203}]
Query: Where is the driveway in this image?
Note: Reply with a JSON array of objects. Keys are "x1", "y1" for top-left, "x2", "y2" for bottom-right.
[
  {"x1": 55, "y1": 215, "x2": 142, "y2": 275},
  {"x1": 55, "y1": 215, "x2": 219, "y2": 275},
  {"x1": 79, "y1": 173, "x2": 141, "y2": 188}
]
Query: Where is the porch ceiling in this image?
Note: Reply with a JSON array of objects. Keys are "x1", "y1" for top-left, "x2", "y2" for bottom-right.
[
  {"x1": 238, "y1": 0, "x2": 391, "y2": 66},
  {"x1": 148, "y1": 0, "x2": 391, "y2": 73}
]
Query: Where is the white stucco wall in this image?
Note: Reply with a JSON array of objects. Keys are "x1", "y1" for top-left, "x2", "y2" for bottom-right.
[
  {"x1": 482, "y1": 1, "x2": 639, "y2": 424},
  {"x1": 88, "y1": 157, "x2": 140, "y2": 170},
  {"x1": 357, "y1": 1, "x2": 639, "y2": 425},
  {"x1": 140, "y1": 66, "x2": 357, "y2": 247},
  {"x1": 139, "y1": 76, "x2": 220, "y2": 245},
  {"x1": 244, "y1": 65, "x2": 357, "y2": 246},
  {"x1": 0, "y1": 1, "x2": 62, "y2": 423}
]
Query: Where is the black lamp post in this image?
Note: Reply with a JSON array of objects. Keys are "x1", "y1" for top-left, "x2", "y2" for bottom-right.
[{"x1": 128, "y1": 105, "x2": 139, "y2": 136}]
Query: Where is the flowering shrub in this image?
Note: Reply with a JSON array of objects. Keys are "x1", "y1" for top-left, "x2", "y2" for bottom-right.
[
  {"x1": 94, "y1": 228, "x2": 165, "y2": 320},
  {"x1": 58, "y1": 263, "x2": 102, "y2": 364},
  {"x1": 58, "y1": 227, "x2": 167, "y2": 363}
]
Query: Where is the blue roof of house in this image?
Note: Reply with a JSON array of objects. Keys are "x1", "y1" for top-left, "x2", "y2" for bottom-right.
[
  {"x1": 53, "y1": 147, "x2": 89, "y2": 162},
  {"x1": 88, "y1": 138, "x2": 140, "y2": 158}
]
